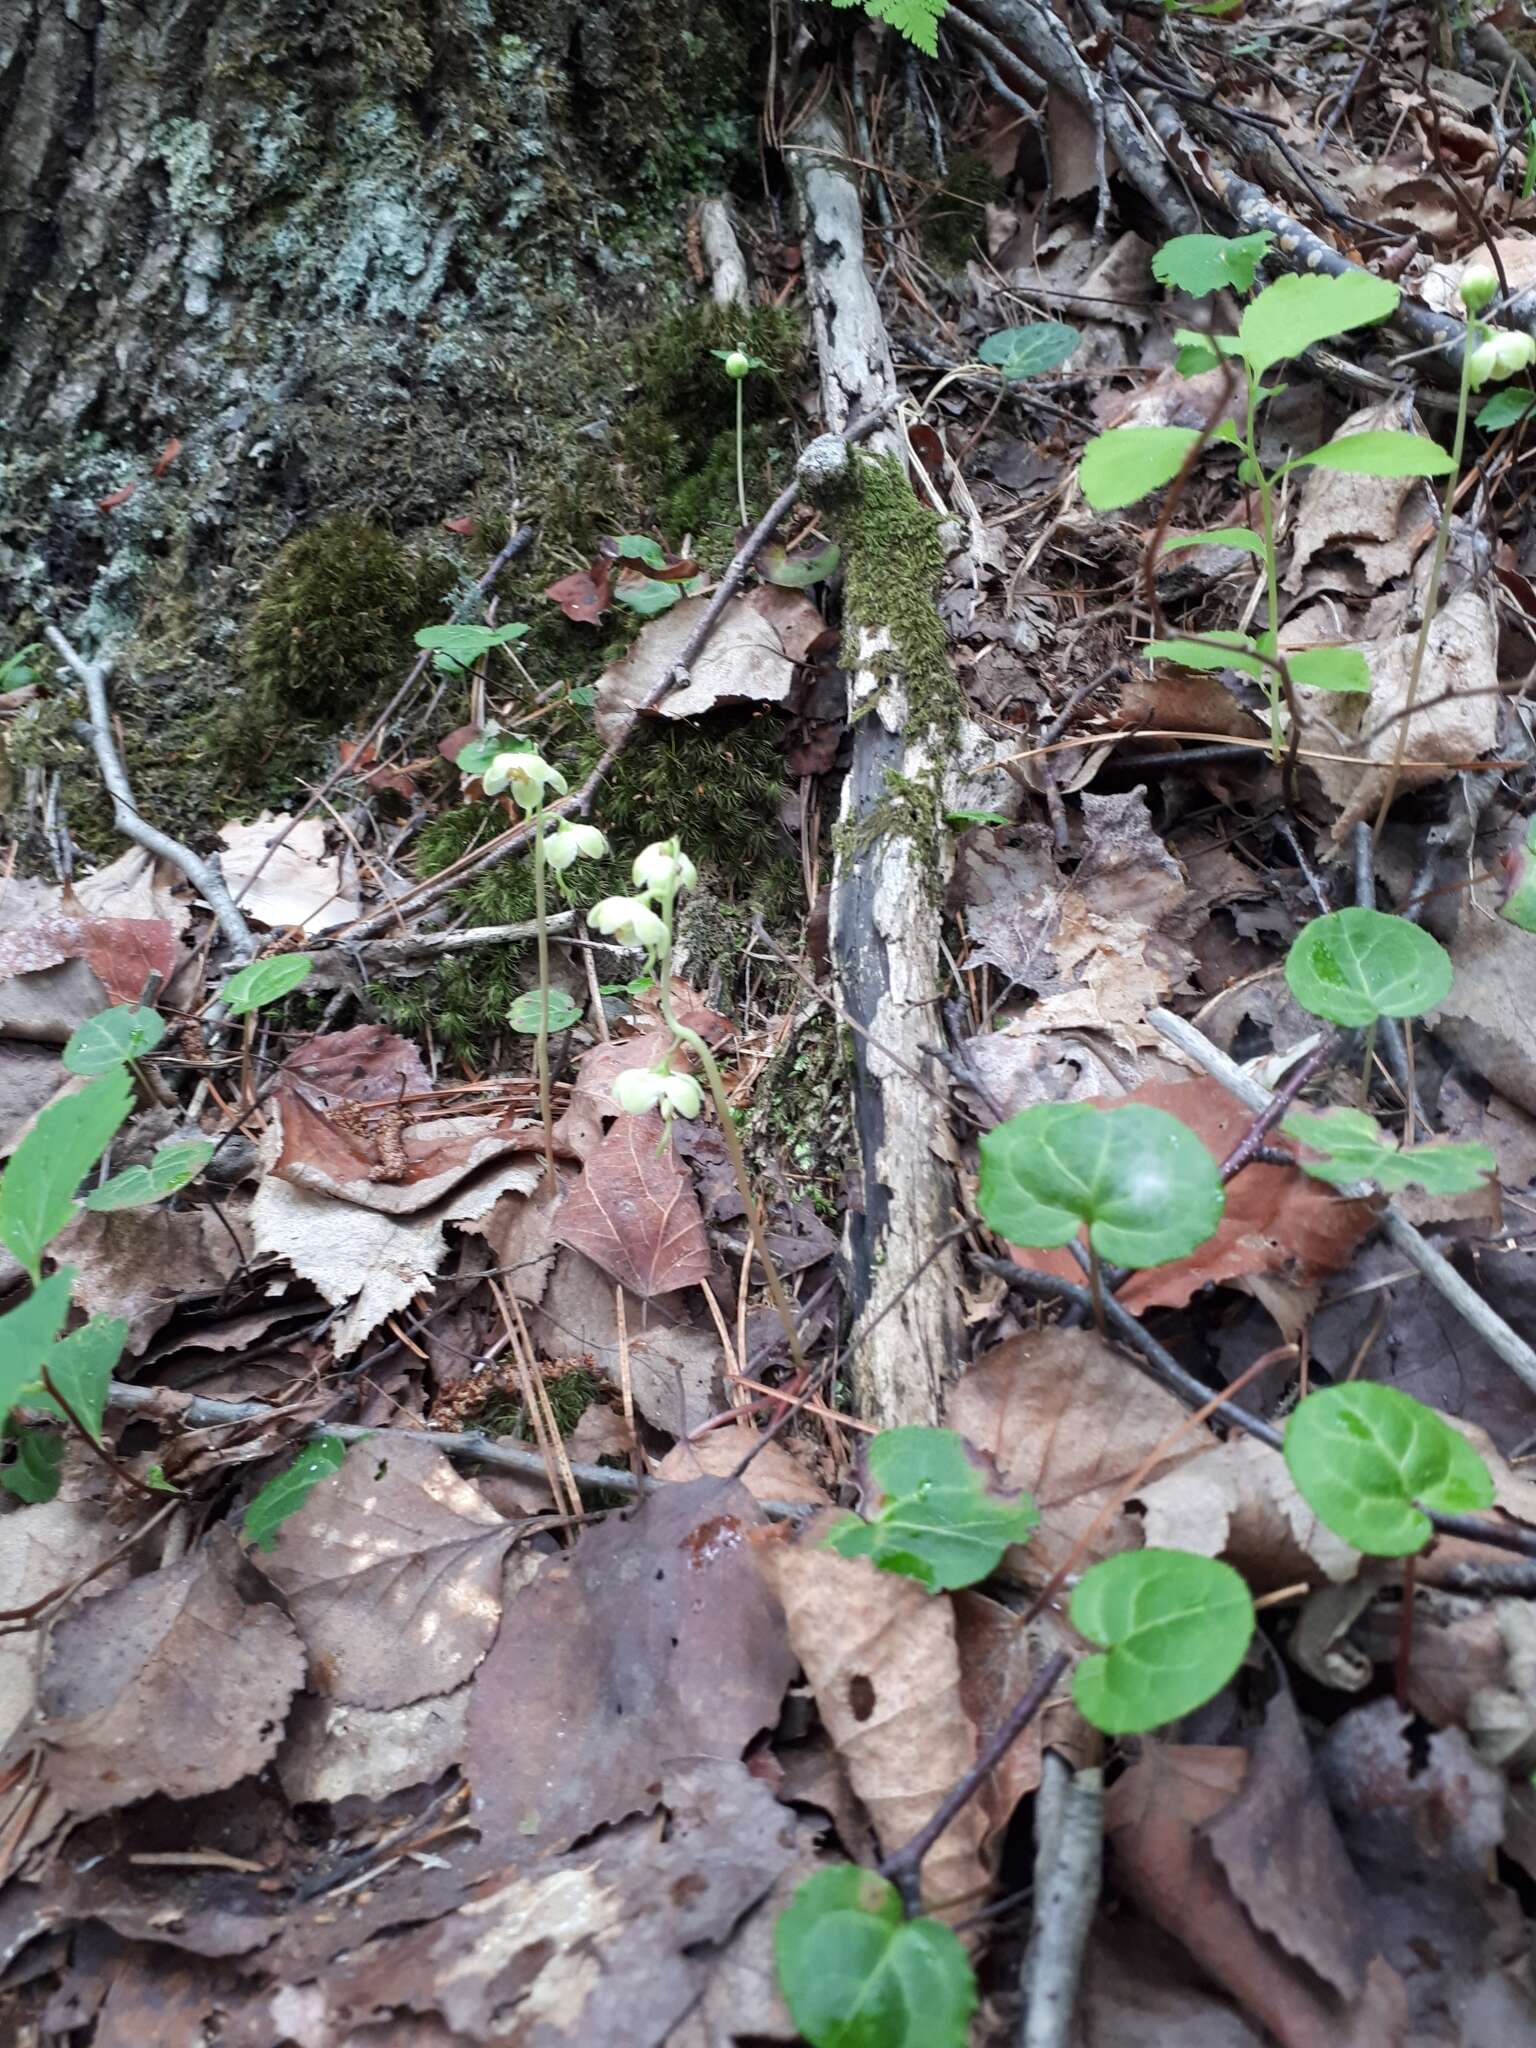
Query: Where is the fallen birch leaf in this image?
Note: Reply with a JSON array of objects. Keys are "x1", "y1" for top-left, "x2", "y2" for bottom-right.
[
  {"x1": 466, "y1": 1478, "x2": 794, "y2": 1852},
  {"x1": 256, "y1": 1436, "x2": 527, "y2": 1710},
  {"x1": 594, "y1": 586, "x2": 828, "y2": 748},
  {"x1": 0, "y1": 1498, "x2": 117, "y2": 1759},
  {"x1": 216, "y1": 813, "x2": 359, "y2": 934},
  {"x1": 557, "y1": 1110, "x2": 713, "y2": 1298},
  {"x1": 37, "y1": 1528, "x2": 304, "y2": 1817},
  {"x1": 275, "y1": 1684, "x2": 471, "y2": 1806}
]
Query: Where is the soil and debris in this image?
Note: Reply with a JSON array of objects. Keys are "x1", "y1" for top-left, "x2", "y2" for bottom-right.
[{"x1": 5, "y1": 0, "x2": 1536, "y2": 2041}]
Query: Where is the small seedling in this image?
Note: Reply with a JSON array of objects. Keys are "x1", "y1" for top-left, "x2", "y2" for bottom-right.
[
  {"x1": 1284, "y1": 908, "x2": 1451, "y2": 1028},
  {"x1": 1282, "y1": 1107, "x2": 1494, "y2": 1196},
  {"x1": 1080, "y1": 237, "x2": 1456, "y2": 752},
  {"x1": 220, "y1": 954, "x2": 315, "y2": 1016},
  {"x1": 1284, "y1": 1382, "x2": 1494, "y2": 1556},
  {"x1": 712, "y1": 350, "x2": 767, "y2": 529},
  {"x1": 1070, "y1": 1549, "x2": 1256, "y2": 1735},
  {"x1": 774, "y1": 1865, "x2": 975, "y2": 2048},
  {"x1": 824, "y1": 1426, "x2": 1038, "y2": 1590},
  {"x1": 607, "y1": 535, "x2": 707, "y2": 617}
]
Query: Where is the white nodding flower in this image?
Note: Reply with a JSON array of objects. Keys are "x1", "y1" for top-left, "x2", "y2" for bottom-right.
[
  {"x1": 612, "y1": 1066, "x2": 702, "y2": 1121},
  {"x1": 542, "y1": 822, "x2": 607, "y2": 872},
  {"x1": 632, "y1": 839, "x2": 698, "y2": 896},
  {"x1": 481, "y1": 749, "x2": 568, "y2": 809},
  {"x1": 587, "y1": 896, "x2": 668, "y2": 949},
  {"x1": 1459, "y1": 263, "x2": 1499, "y2": 315},
  {"x1": 1468, "y1": 329, "x2": 1535, "y2": 388}
]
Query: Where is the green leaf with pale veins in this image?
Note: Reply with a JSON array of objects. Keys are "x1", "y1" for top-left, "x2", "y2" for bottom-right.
[
  {"x1": 1284, "y1": 1382, "x2": 1493, "y2": 1556},
  {"x1": 1071, "y1": 1550, "x2": 1256, "y2": 1735},
  {"x1": 1238, "y1": 270, "x2": 1400, "y2": 380},
  {"x1": 1154, "y1": 231, "x2": 1272, "y2": 297},
  {"x1": 1283, "y1": 1107, "x2": 1496, "y2": 1195},
  {"x1": 244, "y1": 1436, "x2": 349, "y2": 1551},
  {"x1": 774, "y1": 1865, "x2": 976, "y2": 2048},
  {"x1": 824, "y1": 1427, "x2": 1037, "y2": 1591},
  {"x1": 977, "y1": 321, "x2": 1082, "y2": 379},
  {"x1": 1079, "y1": 427, "x2": 1202, "y2": 510},
  {"x1": 507, "y1": 987, "x2": 582, "y2": 1035},
  {"x1": 1285, "y1": 908, "x2": 1452, "y2": 1027},
  {"x1": 63, "y1": 1005, "x2": 165, "y2": 1076},
  {"x1": 977, "y1": 1101, "x2": 1224, "y2": 1269},
  {"x1": 0, "y1": 1069, "x2": 133, "y2": 1279}
]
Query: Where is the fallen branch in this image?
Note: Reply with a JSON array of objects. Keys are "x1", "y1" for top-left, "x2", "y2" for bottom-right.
[
  {"x1": 1019, "y1": 1756, "x2": 1103, "y2": 2048},
  {"x1": 45, "y1": 624, "x2": 256, "y2": 959},
  {"x1": 1149, "y1": 1006, "x2": 1536, "y2": 1400}
]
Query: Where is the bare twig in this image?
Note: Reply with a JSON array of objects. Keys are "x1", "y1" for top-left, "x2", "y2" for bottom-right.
[
  {"x1": 1020, "y1": 1755, "x2": 1103, "y2": 2048},
  {"x1": 45, "y1": 625, "x2": 255, "y2": 958}
]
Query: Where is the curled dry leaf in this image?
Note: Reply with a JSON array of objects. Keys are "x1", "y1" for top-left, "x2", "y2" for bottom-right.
[
  {"x1": 1285, "y1": 399, "x2": 1436, "y2": 595},
  {"x1": 593, "y1": 585, "x2": 830, "y2": 748},
  {"x1": 759, "y1": 1524, "x2": 989, "y2": 1918},
  {"x1": 556, "y1": 1109, "x2": 713, "y2": 1298},
  {"x1": 466, "y1": 1478, "x2": 794, "y2": 1855},
  {"x1": 946, "y1": 1330, "x2": 1201, "y2": 1585},
  {"x1": 1019, "y1": 1079, "x2": 1377, "y2": 1316},
  {"x1": 256, "y1": 1436, "x2": 527, "y2": 1710},
  {"x1": 36, "y1": 1528, "x2": 305, "y2": 1818}
]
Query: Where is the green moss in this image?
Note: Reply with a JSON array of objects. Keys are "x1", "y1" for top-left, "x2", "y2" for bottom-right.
[
  {"x1": 835, "y1": 453, "x2": 960, "y2": 744},
  {"x1": 748, "y1": 1009, "x2": 851, "y2": 1217}
]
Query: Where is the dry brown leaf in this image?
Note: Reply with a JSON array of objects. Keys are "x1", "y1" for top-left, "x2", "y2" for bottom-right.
[
  {"x1": 1136, "y1": 1434, "x2": 1360, "y2": 1591},
  {"x1": 217, "y1": 813, "x2": 359, "y2": 933},
  {"x1": 466, "y1": 1478, "x2": 794, "y2": 1854},
  {"x1": 36, "y1": 1528, "x2": 304, "y2": 1818},
  {"x1": 1020, "y1": 1079, "x2": 1377, "y2": 1315},
  {"x1": 1285, "y1": 400, "x2": 1434, "y2": 593},
  {"x1": 1072, "y1": 1922, "x2": 1266, "y2": 2045},
  {"x1": 557, "y1": 1110, "x2": 712, "y2": 1298},
  {"x1": 52, "y1": 1202, "x2": 253, "y2": 1355},
  {"x1": 1434, "y1": 905, "x2": 1536, "y2": 1118},
  {"x1": 762, "y1": 1526, "x2": 989, "y2": 1917},
  {"x1": 273, "y1": 1092, "x2": 538, "y2": 1214},
  {"x1": 0, "y1": 1499, "x2": 117, "y2": 1762},
  {"x1": 1107, "y1": 1743, "x2": 1407, "y2": 2048},
  {"x1": 593, "y1": 586, "x2": 828, "y2": 748},
  {"x1": 658, "y1": 1425, "x2": 829, "y2": 1505},
  {"x1": 256, "y1": 1437, "x2": 526, "y2": 1709},
  {"x1": 951, "y1": 1591, "x2": 1040, "y2": 1859},
  {"x1": 275, "y1": 1684, "x2": 470, "y2": 1807},
  {"x1": 946, "y1": 1331, "x2": 1200, "y2": 1585},
  {"x1": 529, "y1": 1245, "x2": 722, "y2": 1435}
]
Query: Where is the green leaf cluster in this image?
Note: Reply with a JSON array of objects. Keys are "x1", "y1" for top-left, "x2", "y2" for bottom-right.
[{"x1": 774, "y1": 1867, "x2": 975, "y2": 2048}]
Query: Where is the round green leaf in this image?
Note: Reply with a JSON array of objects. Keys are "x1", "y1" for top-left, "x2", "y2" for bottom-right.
[
  {"x1": 1478, "y1": 389, "x2": 1536, "y2": 430},
  {"x1": 507, "y1": 987, "x2": 582, "y2": 1035},
  {"x1": 1284, "y1": 1383, "x2": 1494, "y2": 1556},
  {"x1": 83, "y1": 1140, "x2": 215, "y2": 1213},
  {"x1": 773, "y1": 1866, "x2": 976, "y2": 2048},
  {"x1": 63, "y1": 1005, "x2": 165, "y2": 1076},
  {"x1": 220, "y1": 954, "x2": 315, "y2": 1016},
  {"x1": 976, "y1": 321, "x2": 1082, "y2": 379},
  {"x1": 824, "y1": 1427, "x2": 1038, "y2": 1591},
  {"x1": 1070, "y1": 1550, "x2": 1256, "y2": 1735},
  {"x1": 976, "y1": 1102, "x2": 1224, "y2": 1269},
  {"x1": 1238, "y1": 270, "x2": 1399, "y2": 381},
  {"x1": 1079, "y1": 427, "x2": 1202, "y2": 511},
  {"x1": 1284, "y1": 909, "x2": 1451, "y2": 1027}
]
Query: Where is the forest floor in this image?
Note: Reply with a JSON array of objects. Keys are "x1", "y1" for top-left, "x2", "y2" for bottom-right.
[{"x1": 5, "y1": 1, "x2": 1536, "y2": 2043}]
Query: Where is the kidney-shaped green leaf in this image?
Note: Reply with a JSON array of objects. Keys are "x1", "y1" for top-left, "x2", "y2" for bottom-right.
[
  {"x1": 1079, "y1": 427, "x2": 1202, "y2": 510},
  {"x1": 1285, "y1": 908, "x2": 1452, "y2": 1027},
  {"x1": 773, "y1": 1866, "x2": 976, "y2": 2048},
  {"x1": 1238, "y1": 270, "x2": 1399, "y2": 380},
  {"x1": 977, "y1": 320, "x2": 1082, "y2": 380},
  {"x1": 1284, "y1": 430, "x2": 1454, "y2": 480},
  {"x1": 825, "y1": 1427, "x2": 1038, "y2": 1592},
  {"x1": 1153, "y1": 230, "x2": 1272, "y2": 297},
  {"x1": 1286, "y1": 647, "x2": 1371, "y2": 693},
  {"x1": 1070, "y1": 1549, "x2": 1256, "y2": 1735},
  {"x1": 507, "y1": 987, "x2": 583, "y2": 1036},
  {"x1": 63, "y1": 1005, "x2": 165, "y2": 1076},
  {"x1": 1284, "y1": 1382, "x2": 1494, "y2": 1556},
  {"x1": 977, "y1": 1101, "x2": 1224, "y2": 1270},
  {"x1": 1282, "y1": 1107, "x2": 1495, "y2": 1196}
]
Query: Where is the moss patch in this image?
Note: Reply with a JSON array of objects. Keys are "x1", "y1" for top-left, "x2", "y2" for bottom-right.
[{"x1": 836, "y1": 453, "x2": 960, "y2": 743}]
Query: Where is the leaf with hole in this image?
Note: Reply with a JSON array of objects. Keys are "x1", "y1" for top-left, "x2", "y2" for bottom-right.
[
  {"x1": 1283, "y1": 430, "x2": 1454, "y2": 480},
  {"x1": 1070, "y1": 1549, "x2": 1256, "y2": 1734},
  {"x1": 1477, "y1": 389, "x2": 1536, "y2": 430},
  {"x1": 1285, "y1": 908, "x2": 1452, "y2": 1027},
  {"x1": 244, "y1": 1436, "x2": 350, "y2": 1552},
  {"x1": 1237, "y1": 270, "x2": 1399, "y2": 381},
  {"x1": 977, "y1": 1101, "x2": 1225, "y2": 1269},
  {"x1": 1153, "y1": 230, "x2": 1272, "y2": 297},
  {"x1": 83, "y1": 1140, "x2": 215, "y2": 1213},
  {"x1": 1284, "y1": 1382, "x2": 1494, "y2": 1556},
  {"x1": 1287, "y1": 646, "x2": 1371, "y2": 692},
  {"x1": 1160, "y1": 527, "x2": 1266, "y2": 558},
  {"x1": 2, "y1": 1430, "x2": 63, "y2": 1505},
  {"x1": 824, "y1": 1427, "x2": 1038, "y2": 1591},
  {"x1": 773, "y1": 1865, "x2": 976, "y2": 2048},
  {"x1": 1144, "y1": 632, "x2": 1266, "y2": 678},
  {"x1": 1282, "y1": 1107, "x2": 1495, "y2": 1196},
  {"x1": 220, "y1": 954, "x2": 315, "y2": 1016},
  {"x1": 976, "y1": 320, "x2": 1082, "y2": 379},
  {"x1": 63, "y1": 1005, "x2": 165, "y2": 1076},
  {"x1": 0, "y1": 1068, "x2": 133, "y2": 1280},
  {"x1": 507, "y1": 987, "x2": 583, "y2": 1035},
  {"x1": 0, "y1": 1272, "x2": 74, "y2": 1433},
  {"x1": 34, "y1": 1315, "x2": 126, "y2": 1444},
  {"x1": 1078, "y1": 427, "x2": 1202, "y2": 510}
]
